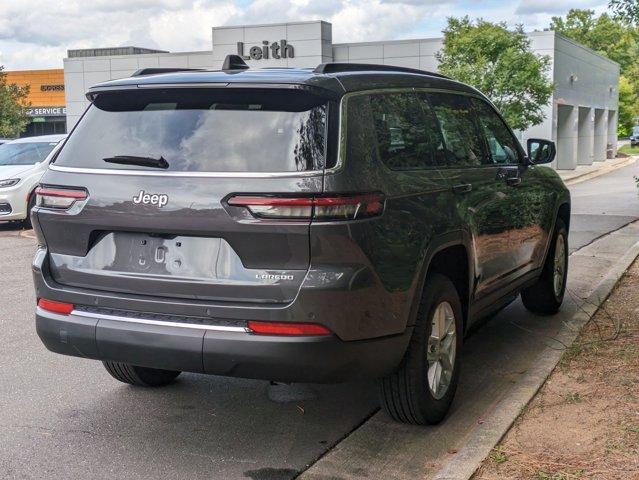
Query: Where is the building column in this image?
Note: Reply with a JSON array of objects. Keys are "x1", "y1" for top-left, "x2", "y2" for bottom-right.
[
  {"x1": 556, "y1": 104, "x2": 578, "y2": 170},
  {"x1": 594, "y1": 109, "x2": 607, "y2": 162},
  {"x1": 577, "y1": 107, "x2": 594, "y2": 165},
  {"x1": 607, "y1": 110, "x2": 618, "y2": 159}
]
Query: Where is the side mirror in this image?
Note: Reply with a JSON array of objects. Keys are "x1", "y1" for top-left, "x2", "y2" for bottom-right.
[{"x1": 526, "y1": 139, "x2": 556, "y2": 165}]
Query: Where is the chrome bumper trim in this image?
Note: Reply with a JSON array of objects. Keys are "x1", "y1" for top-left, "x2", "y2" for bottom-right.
[{"x1": 70, "y1": 309, "x2": 250, "y2": 333}]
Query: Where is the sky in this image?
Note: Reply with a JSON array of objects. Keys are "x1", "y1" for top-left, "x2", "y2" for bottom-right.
[{"x1": 0, "y1": 0, "x2": 610, "y2": 70}]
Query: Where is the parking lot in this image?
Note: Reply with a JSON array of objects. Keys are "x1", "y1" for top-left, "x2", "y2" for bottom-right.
[{"x1": 1, "y1": 160, "x2": 638, "y2": 480}]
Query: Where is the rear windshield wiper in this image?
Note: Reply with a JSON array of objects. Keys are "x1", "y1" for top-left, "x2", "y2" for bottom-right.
[{"x1": 103, "y1": 155, "x2": 169, "y2": 169}]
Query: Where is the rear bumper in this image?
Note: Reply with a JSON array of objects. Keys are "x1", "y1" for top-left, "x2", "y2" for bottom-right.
[
  {"x1": 32, "y1": 244, "x2": 410, "y2": 342},
  {"x1": 35, "y1": 307, "x2": 412, "y2": 383}
]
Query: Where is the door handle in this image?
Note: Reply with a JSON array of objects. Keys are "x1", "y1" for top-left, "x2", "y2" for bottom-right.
[
  {"x1": 506, "y1": 177, "x2": 522, "y2": 187},
  {"x1": 452, "y1": 183, "x2": 472, "y2": 194}
]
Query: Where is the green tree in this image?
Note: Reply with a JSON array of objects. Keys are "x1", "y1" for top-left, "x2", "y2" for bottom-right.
[
  {"x1": 618, "y1": 76, "x2": 638, "y2": 137},
  {"x1": 0, "y1": 66, "x2": 30, "y2": 138},
  {"x1": 436, "y1": 17, "x2": 553, "y2": 131},
  {"x1": 609, "y1": 0, "x2": 639, "y2": 25},
  {"x1": 549, "y1": 9, "x2": 639, "y2": 67},
  {"x1": 549, "y1": 9, "x2": 639, "y2": 135}
]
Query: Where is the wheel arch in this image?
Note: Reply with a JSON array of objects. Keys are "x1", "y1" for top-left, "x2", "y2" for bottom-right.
[
  {"x1": 557, "y1": 202, "x2": 571, "y2": 232},
  {"x1": 408, "y1": 232, "x2": 473, "y2": 334}
]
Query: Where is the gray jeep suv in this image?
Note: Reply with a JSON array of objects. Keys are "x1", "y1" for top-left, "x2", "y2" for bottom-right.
[{"x1": 32, "y1": 57, "x2": 570, "y2": 425}]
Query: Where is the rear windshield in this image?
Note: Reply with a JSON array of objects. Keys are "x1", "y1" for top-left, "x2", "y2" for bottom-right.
[
  {"x1": 0, "y1": 141, "x2": 58, "y2": 166},
  {"x1": 55, "y1": 89, "x2": 327, "y2": 172}
]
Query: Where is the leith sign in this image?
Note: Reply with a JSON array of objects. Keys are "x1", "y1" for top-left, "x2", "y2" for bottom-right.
[{"x1": 236, "y1": 40, "x2": 294, "y2": 60}]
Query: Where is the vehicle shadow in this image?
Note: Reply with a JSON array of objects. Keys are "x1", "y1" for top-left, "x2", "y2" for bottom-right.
[
  {"x1": 297, "y1": 296, "x2": 583, "y2": 480},
  {"x1": 6, "y1": 354, "x2": 378, "y2": 480},
  {"x1": 0, "y1": 221, "x2": 25, "y2": 232}
]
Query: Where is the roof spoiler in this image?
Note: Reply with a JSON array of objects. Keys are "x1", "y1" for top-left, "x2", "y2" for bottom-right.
[
  {"x1": 313, "y1": 62, "x2": 450, "y2": 79},
  {"x1": 131, "y1": 67, "x2": 204, "y2": 77}
]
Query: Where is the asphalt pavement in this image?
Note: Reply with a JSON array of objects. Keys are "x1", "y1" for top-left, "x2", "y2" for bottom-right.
[
  {"x1": 568, "y1": 159, "x2": 639, "y2": 251},
  {"x1": 0, "y1": 159, "x2": 637, "y2": 480}
]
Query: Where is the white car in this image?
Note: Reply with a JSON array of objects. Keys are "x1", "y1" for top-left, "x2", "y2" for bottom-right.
[{"x1": 0, "y1": 134, "x2": 66, "y2": 227}]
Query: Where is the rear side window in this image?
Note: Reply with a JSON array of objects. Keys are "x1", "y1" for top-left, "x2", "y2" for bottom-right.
[
  {"x1": 471, "y1": 98, "x2": 522, "y2": 165},
  {"x1": 367, "y1": 92, "x2": 445, "y2": 171},
  {"x1": 344, "y1": 95, "x2": 379, "y2": 170},
  {"x1": 427, "y1": 93, "x2": 486, "y2": 167},
  {"x1": 55, "y1": 89, "x2": 327, "y2": 172}
]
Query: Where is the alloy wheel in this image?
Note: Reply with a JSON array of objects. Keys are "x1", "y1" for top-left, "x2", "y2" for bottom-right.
[
  {"x1": 553, "y1": 233, "x2": 567, "y2": 298},
  {"x1": 426, "y1": 301, "x2": 457, "y2": 400}
]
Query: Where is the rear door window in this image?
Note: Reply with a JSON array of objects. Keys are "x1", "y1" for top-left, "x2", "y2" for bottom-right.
[
  {"x1": 367, "y1": 92, "x2": 446, "y2": 170},
  {"x1": 55, "y1": 89, "x2": 327, "y2": 173}
]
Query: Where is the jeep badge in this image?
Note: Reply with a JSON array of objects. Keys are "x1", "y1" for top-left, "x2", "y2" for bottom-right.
[{"x1": 132, "y1": 190, "x2": 169, "y2": 208}]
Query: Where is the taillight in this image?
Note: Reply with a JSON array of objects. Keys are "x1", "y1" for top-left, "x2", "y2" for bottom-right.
[
  {"x1": 227, "y1": 193, "x2": 385, "y2": 221},
  {"x1": 35, "y1": 186, "x2": 87, "y2": 210},
  {"x1": 228, "y1": 196, "x2": 313, "y2": 219},
  {"x1": 37, "y1": 299, "x2": 75, "y2": 315},
  {"x1": 247, "y1": 321, "x2": 331, "y2": 336}
]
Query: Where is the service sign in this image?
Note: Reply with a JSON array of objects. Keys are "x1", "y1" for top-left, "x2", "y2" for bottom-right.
[{"x1": 27, "y1": 106, "x2": 67, "y2": 117}]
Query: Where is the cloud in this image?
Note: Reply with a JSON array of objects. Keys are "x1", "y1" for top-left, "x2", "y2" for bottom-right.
[
  {"x1": 149, "y1": 2, "x2": 240, "y2": 52},
  {"x1": 0, "y1": 0, "x2": 612, "y2": 70},
  {"x1": 330, "y1": 1, "x2": 442, "y2": 42},
  {"x1": 515, "y1": 0, "x2": 605, "y2": 15},
  {"x1": 225, "y1": 0, "x2": 453, "y2": 42}
]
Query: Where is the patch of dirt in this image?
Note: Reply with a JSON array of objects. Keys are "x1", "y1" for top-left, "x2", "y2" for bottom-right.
[{"x1": 473, "y1": 259, "x2": 639, "y2": 480}]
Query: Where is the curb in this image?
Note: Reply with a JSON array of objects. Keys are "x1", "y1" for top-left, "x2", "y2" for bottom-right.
[
  {"x1": 560, "y1": 156, "x2": 637, "y2": 186},
  {"x1": 432, "y1": 234, "x2": 639, "y2": 480}
]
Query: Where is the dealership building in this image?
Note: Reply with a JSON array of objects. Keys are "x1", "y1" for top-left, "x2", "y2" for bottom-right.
[
  {"x1": 5, "y1": 69, "x2": 68, "y2": 137},
  {"x1": 62, "y1": 20, "x2": 620, "y2": 170}
]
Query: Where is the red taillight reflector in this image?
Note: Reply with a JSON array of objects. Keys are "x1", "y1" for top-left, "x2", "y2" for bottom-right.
[
  {"x1": 228, "y1": 196, "x2": 314, "y2": 207},
  {"x1": 38, "y1": 299, "x2": 75, "y2": 315},
  {"x1": 312, "y1": 194, "x2": 382, "y2": 206},
  {"x1": 247, "y1": 321, "x2": 331, "y2": 336},
  {"x1": 227, "y1": 193, "x2": 385, "y2": 220},
  {"x1": 35, "y1": 187, "x2": 87, "y2": 199}
]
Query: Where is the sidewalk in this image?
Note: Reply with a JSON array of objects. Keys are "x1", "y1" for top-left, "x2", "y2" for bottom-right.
[
  {"x1": 557, "y1": 156, "x2": 637, "y2": 186},
  {"x1": 300, "y1": 221, "x2": 639, "y2": 480},
  {"x1": 473, "y1": 257, "x2": 639, "y2": 479}
]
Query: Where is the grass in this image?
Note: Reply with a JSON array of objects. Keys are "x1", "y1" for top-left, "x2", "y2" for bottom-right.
[
  {"x1": 618, "y1": 144, "x2": 639, "y2": 155},
  {"x1": 537, "y1": 471, "x2": 570, "y2": 480},
  {"x1": 472, "y1": 260, "x2": 639, "y2": 480},
  {"x1": 489, "y1": 446, "x2": 509, "y2": 465},
  {"x1": 563, "y1": 392, "x2": 582, "y2": 404}
]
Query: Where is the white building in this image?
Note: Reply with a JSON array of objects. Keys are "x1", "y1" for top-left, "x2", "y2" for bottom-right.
[{"x1": 63, "y1": 20, "x2": 620, "y2": 170}]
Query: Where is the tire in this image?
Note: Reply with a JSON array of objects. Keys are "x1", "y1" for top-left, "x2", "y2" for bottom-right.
[
  {"x1": 378, "y1": 273, "x2": 463, "y2": 425},
  {"x1": 22, "y1": 193, "x2": 36, "y2": 229},
  {"x1": 521, "y1": 218, "x2": 568, "y2": 315},
  {"x1": 102, "y1": 361, "x2": 181, "y2": 387}
]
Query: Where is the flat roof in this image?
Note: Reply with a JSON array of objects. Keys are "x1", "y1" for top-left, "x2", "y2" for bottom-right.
[{"x1": 68, "y1": 46, "x2": 168, "y2": 58}]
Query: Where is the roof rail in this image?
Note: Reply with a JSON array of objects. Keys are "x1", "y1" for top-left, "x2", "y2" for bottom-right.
[
  {"x1": 313, "y1": 63, "x2": 450, "y2": 79},
  {"x1": 131, "y1": 67, "x2": 204, "y2": 77},
  {"x1": 222, "y1": 54, "x2": 249, "y2": 71}
]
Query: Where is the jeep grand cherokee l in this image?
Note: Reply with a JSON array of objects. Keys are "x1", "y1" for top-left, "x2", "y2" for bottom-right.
[{"x1": 32, "y1": 57, "x2": 570, "y2": 425}]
